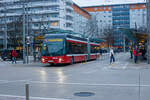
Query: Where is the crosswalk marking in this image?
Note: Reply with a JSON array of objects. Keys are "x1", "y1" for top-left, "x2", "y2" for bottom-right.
[{"x1": 0, "y1": 94, "x2": 69, "y2": 100}]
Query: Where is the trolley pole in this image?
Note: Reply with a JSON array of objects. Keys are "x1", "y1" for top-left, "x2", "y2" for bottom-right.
[
  {"x1": 23, "y1": 1, "x2": 26, "y2": 64},
  {"x1": 147, "y1": 0, "x2": 150, "y2": 64}
]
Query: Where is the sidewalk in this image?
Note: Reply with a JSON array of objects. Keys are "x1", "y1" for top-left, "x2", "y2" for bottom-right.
[
  {"x1": 0, "y1": 56, "x2": 44, "y2": 66},
  {"x1": 108, "y1": 52, "x2": 150, "y2": 69}
]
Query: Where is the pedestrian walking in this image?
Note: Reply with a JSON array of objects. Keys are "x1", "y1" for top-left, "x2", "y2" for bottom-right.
[
  {"x1": 12, "y1": 49, "x2": 17, "y2": 64},
  {"x1": 110, "y1": 48, "x2": 115, "y2": 64},
  {"x1": 129, "y1": 47, "x2": 133, "y2": 59},
  {"x1": 134, "y1": 46, "x2": 139, "y2": 63},
  {"x1": 141, "y1": 47, "x2": 146, "y2": 60}
]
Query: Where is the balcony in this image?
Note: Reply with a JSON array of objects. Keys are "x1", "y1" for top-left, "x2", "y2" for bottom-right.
[
  {"x1": 31, "y1": 17, "x2": 60, "y2": 23},
  {"x1": 65, "y1": 27, "x2": 73, "y2": 31},
  {"x1": 65, "y1": 5, "x2": 73, "y2": 11},
  {"x1": 28, "y1": 1, "x2": 59, "y2": 8},
  {"x1": 112, "y1": 8, "x2": 129, "y2": 11},
  {"x1": 29, "y1": 9, "x2": 59, "y2": 15},
  {"x1": 0, "y1": 13, "x2": 22, "y2": 17}
]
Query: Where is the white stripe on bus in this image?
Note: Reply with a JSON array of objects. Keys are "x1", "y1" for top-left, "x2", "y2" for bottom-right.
[
  {"x1": 66, "y1": 38, "x2": 88, "y2": 44},
  {"x1": 67, "y1": 53, "x2": 99, "y2": 57}
]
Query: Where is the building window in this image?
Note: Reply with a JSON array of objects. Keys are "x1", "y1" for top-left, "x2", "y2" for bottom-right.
[
  {"x1": 132, "y1": 5, "x2": 135, "y2": 8},
  {"x1": 51, "y1": 6, "x2": 59, "y2": 11},
  {"x1": 66, "y1": 15, "x2": 73, "y2": 21},
  {"x1": 66, "y1": 2, "x2": 72, "y2": 6},
  {"x1": 109, "y1": 7, "x2": 111, "y2": 10},
  {"x1": 66, "y1": 9, "x2": 72, "y2": 13},
  {"x1": 50, "y1": 13, "x2": 59, "y2": 18},
  {"x1": 66, "y1": 23, "x2": 72, "y2": 28},
  {"x1": 51, "y1": 22, "x2": 58, "y2": 26},
  {"x1": 34, "y1": 23, "x2": 39, "y2": 27},
  {"x1": 94, "y1": 8, "x2": 98, "y2": 11},
  {"x1": 50, "y1": 0, "x2": 58, "y2": 2},
  {"x1": 100, "y1": 7, "x2": 103, "y2": 10}
]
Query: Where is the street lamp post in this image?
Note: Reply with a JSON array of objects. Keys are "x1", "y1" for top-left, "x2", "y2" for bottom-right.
[
  {"x1": 1, "y1": 2, "x2": 8, "y2": 50},
  {"x1": 26, "y1": 36, "x2": 30, "y2": 64},
  {"x1": 147, "y1": 0, "x2": 150, "y2": 64},
  {"x1": 23, "y1": 1, "x2": 26, "y2": 64}
]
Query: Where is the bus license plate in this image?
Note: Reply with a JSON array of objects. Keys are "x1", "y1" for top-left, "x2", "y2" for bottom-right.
[{"x1": 48, "y1": 60, "x2": 53, "y2": 62}]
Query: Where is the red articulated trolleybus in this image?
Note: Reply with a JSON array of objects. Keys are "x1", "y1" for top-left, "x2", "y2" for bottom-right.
[{"x1": 41, "y1": 31, "x2": 100, "y2": 65}]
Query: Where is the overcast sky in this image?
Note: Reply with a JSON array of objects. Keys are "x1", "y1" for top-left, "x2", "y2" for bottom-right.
[{"x1": 72, "y1": 0, "x2": 146, "y2": 7}]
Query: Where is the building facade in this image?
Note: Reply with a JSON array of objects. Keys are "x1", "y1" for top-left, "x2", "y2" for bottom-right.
[
  {"x1": 83, "y1": 3, "x2": 147, "y2": 47},
  {"x1": 0, "y1": 0, "x2": 91, "y2": 49},
  {"x1": 72, "y1": 3, "x2": 91, "y2": 34},
  {"x1": 0, "y1": 1, "x2": 147, "y2": 49}
]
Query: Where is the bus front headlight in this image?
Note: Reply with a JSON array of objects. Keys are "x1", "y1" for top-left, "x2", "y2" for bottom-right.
[
  {"x1": 59, "y1": 58, "x2": 62, "y2": 62},
  {"x1": 41, "y1": 58, "x2": 45, "y2": 62}
]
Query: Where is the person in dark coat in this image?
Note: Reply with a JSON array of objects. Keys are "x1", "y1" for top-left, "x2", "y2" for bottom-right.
[{"x1": 129, "y1": 47, "x2": 133, "y2": 59}]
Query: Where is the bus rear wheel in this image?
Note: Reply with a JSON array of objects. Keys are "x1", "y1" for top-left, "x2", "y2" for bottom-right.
[
  {"x1": 50, "y1": 63, "x2": 55, "y2": 66},
  {"x1": 85, "y1": 56, "x2": 87, "y2": 62}
]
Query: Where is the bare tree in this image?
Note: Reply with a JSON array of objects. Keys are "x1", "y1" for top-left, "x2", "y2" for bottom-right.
[
  {"x1": 83, "y1": 18, "x2": 99, "y2": 38},
  {"x1": 102, "y1": 27, "x2": 115, "y2": 48},
  {"x1": 7, "y1": 16, "x2": 23, "y2": 48}
]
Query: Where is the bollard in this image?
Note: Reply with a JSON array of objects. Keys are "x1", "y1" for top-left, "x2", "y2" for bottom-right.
[{"x1": 25, "y1": 84, "x2": 29, "y2": 100}]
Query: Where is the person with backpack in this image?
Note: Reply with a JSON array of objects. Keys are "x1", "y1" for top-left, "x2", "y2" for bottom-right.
[
  {"x1": 110, "y1": 48, "x2": 115, "y2": 64},
  {"x1": 134, "y1": 46, "x2": 139, "y2": 63}
]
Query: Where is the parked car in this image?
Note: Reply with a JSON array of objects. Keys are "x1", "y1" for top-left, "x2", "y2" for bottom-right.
[
  {"x1": 1, "y1": 49, "x2": 12, "y2": 61},
  {"x1": 0, "y1": 49, "x2": 23, "y2": 61}
]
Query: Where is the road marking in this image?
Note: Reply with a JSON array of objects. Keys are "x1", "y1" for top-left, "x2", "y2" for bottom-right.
[
  {"x1": 84, "y1": 70, "x2": 97, "y2": 74},
  {"x1": 0, "y1": 80, "x2": 30, "y2": 84},
  {"x1": 0, "y1": 94, "x2": 69, "y2": 100},
  {"x1": 1, "y1": 80, "x2": 150, "y2": 87},
  {"x1": 25, "y1": 80, "x2": 150, "y2": 87},
  {"x1": 123, "y1": 62, "x2": 129, "y2": 69}
]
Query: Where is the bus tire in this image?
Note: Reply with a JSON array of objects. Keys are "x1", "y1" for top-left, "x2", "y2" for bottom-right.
[
  {"x1": 71, "y1": 57, "x2": 74, "y2": 64},
  {"x1": 50, "y1": 63, "x2": 54, "y2": 66}
]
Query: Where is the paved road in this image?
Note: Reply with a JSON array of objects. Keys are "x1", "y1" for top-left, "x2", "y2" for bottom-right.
[{"x1": 0, "y1": 52, "x2": 150, "y2": 100}]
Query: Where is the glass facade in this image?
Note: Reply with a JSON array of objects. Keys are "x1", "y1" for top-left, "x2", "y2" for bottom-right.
[{"x1": 112, "y1": 5, "x2": 130, "y2": 47}]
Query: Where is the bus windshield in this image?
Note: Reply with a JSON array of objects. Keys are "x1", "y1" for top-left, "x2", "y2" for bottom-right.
[{"x1": 41, "y1": 38, "x2": 65, "y2": 56}]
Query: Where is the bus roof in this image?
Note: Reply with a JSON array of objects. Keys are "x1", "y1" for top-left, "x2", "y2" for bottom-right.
[{"x1": 44, "y1": 29, "x2": 103, "y2": 44}]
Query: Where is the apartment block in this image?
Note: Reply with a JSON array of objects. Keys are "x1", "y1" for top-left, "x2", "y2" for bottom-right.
[
  {"x1": 0, "y1": 0, "x2": 90, "y2": 49},
  {"x1": 83, "y1": 3, "x2": 147, "y2": 47}
]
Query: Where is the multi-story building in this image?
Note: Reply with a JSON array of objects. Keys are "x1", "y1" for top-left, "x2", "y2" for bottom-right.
[
  {"x1": 129, "y1": 3, "x2": 147, "y2": 29},
  {"x1": 0, "y1": 0, "x2": 147, "y2": 49},
  {"x1": 83, "y1": 3, "x2": 147, "y2": 47},
  {"x1": 72, "y1": 3, "x2": 91, "y2": 34},
  {"x1": 0, "y1": 0, "x2": 90, "y2": 49},
  {"x1": 83, "y1": 5, "x2": 113, "y2": 34}
]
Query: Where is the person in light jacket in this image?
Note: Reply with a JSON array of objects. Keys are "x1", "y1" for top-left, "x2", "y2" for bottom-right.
[{"x1": 110, "y1": 48, "x2": 115, "y2": 64}]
